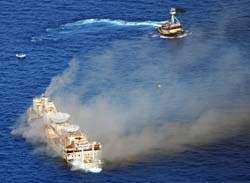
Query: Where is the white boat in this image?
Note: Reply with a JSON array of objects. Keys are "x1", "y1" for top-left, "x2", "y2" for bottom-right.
[
  {"x1": 28, "y1": 94, "x2": 102, "y2": 172},
  {"x1": 16, "y1": 53, "x2": 26, "y2": 59}
]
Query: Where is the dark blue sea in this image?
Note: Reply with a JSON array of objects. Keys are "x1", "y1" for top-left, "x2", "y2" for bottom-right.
[{"x1": 1, "y1": 0, "x2": 250, "y2": 182}]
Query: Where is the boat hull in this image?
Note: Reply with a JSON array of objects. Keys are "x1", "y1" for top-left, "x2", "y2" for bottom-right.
[
  {"x1": 16, "y1": 54, "x2": 26, "y2": 59},
  {"x1": 157, "y1": 27, "x2": 184, "y2": 37},
  {"x1": 27, "y1": 95, "x2": 103, "y2": 172}
]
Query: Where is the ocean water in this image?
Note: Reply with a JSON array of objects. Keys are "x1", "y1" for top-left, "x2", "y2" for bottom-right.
[{"x1": 1, "y1": 0, "x2": 250, "y2": 182}]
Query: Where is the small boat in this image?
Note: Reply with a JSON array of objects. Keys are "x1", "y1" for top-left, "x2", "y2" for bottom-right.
[
  {"x1": 157, "y1": 8, "x2": 184, "y2": 37},
  {"x1": 16, "y1": 53, "x2": 26, "y2": 59}
]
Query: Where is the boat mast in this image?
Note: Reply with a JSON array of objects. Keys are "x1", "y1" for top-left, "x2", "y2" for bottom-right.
[
  {"x1": 92, "y1": 143, "x2": 95, "y2": 164},
  {"x1": 81, "y1": 146, "x2": 84, "y2": 163},
  {"x1": 169, "y1": 8, "x2": 176, "y2": 24}
]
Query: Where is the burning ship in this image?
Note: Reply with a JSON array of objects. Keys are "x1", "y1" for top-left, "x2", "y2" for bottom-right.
[
  {"x1": 28, "y1": 94, "x2": 102, "y2": 173},
  {"x1": 157, "y1": 8, "x2": 185, "y2": 37}
]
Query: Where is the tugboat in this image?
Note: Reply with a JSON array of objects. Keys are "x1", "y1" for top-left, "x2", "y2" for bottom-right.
[
  {"x1": 157, "y1": 8, "x2": 184, "y2": 37},
  {"x1": 28, "y1": 94, "x2": 102, "y2": 173}
]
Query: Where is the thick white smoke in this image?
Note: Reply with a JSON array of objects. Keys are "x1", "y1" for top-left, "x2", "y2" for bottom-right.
[
  {"x1": 13, "y1": 4, "x2": 250, "y2": 163},
  {"x1": 43, "y1": 36, "x2": 250, "y2": 162},
  {"x1": 11, "y1": 115, "x2": 59, "y2": 157}
]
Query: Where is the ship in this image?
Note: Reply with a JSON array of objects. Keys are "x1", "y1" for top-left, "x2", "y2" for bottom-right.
[
  {"x1": 157, "y1": 8, "x2": 185, "y2": 37},
  {"x1": 28, "y1": 94, "x2": 102, "y2": 173}
]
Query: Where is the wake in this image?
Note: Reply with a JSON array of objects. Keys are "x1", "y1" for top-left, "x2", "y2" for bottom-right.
[
  {"x1": 61, "y1": 18, "x2": 162, "y2": 28},
  {"x1": 31, "y1": 18, "x2": 163, "y2": 42},
  {"x1": 71, "y1": 160, "x2": 102, "y2": 173}
]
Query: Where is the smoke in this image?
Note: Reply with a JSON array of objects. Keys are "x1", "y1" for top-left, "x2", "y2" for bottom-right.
[
  {"x1": 13, "y1": 3, "x2": 250, "y2": 163},
  {"x1": 11, "y1": 115, "x2": 59, "y2": 157},
  {"x1": 12, "y1": 115, "x2": 46, "y2": 144},
  {"x1": 46, "y1": 60, "x2": 79, "y2": 97},
  {"x1": 43, "y1": 35, "x2": 250, "y2": 162}
]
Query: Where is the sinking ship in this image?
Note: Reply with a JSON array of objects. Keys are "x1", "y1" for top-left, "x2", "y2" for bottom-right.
[
  {"x1": 28, "y1": 94, "x2": 102, "y2": 173},
  {"x1": 157, "y1": 8, "x2": 184, "y2": 37}
]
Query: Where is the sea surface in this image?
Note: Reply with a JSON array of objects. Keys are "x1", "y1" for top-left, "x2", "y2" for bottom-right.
[{"x1": 1, "y1": 0, "x2": 250, "y2": 182}]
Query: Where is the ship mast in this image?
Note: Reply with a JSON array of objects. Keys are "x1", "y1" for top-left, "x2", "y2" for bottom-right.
[
  {"x1": 81, "y1": 147, "x2": 84, "y2": 163},
  {"x1": 169, "y1": 8, "x2": 179, "y2": 24},
  {"x1": 92, "y1": 143, "x2": 95, "y2": 164}
]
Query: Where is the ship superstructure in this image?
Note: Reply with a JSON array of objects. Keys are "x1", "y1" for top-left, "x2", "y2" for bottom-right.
[
  {"x1": 28, "y1": 94, "x2": 102, "y2": 172},
  {"x1": 157, "y1": 8, "x2": 185, "y2": 37}
]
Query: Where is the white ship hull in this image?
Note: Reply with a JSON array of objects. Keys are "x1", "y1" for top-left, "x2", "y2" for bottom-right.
[{"x1": 28, "y1": 94, "x2": 102, "y2": 172}]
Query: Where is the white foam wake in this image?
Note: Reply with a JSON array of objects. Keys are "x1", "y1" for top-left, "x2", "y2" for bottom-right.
[
  {"x1": 62, "y1": 18, "x2": 163, "y2": 28},
  {"x1": 31, "y1": 18, "x2": 164, "y2": 42},
  {"x1": 71, "y1": 160, "x2": 102, "y2": 173}
]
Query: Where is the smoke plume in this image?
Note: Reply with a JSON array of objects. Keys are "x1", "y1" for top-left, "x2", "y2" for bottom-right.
[
  {"x1": 44, "y1": 36, "x2": 250, "y2": 161},
  {"x1": 11, "y1": 114, "x2": 60, "y2": 157},
  {"x1": 13, "y1": 3, "x2": 250, "y2": 162}
]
